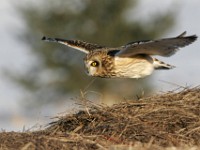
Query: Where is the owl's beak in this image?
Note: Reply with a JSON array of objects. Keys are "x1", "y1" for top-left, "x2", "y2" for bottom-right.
[
  {"x1": 84, "y1": 63, "x2": 96, "y2": 76},
  {"x1": 85, "y1": 70, "x2": 89, "y2": 75},
  {"x1": 84, "y1": 64, "x2": 90, "y2": 76}
]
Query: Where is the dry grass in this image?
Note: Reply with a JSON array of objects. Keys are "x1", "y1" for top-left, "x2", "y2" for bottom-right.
[{"x1": 1, "y1": 87, "x2": 200, "y2": 149}]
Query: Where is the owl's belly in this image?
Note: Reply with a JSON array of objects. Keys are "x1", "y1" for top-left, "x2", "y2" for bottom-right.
[{"x1": 114, "y1": 56, "x2": 154, "y2": 78}]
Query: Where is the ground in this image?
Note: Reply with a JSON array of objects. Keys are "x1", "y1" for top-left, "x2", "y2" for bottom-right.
[{"x1": 0, "y1": 87, "x2": 200, "y2": 150}]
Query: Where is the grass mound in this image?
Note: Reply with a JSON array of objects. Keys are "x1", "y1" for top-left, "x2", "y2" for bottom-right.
[{"x1": 1, "y1": 87, "x2": 200, "y2": 149}]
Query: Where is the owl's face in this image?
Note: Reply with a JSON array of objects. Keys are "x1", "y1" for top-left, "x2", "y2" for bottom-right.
[
  {"x1": 84, "y1": 51, "x2": 114, "y2": 77},
  {"x1": 84, "y1": 55, "x2": 104, "y2": 77}
]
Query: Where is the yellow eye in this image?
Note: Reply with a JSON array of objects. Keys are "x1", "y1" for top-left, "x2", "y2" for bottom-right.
[{"x1": 91, "y1": 61, "x2": 99, "y2": 67}]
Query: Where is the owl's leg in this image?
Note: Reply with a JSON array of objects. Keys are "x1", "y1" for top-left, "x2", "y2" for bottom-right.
[{"x1": 153, "y1": 58, "x2": 175, "y2": 70}]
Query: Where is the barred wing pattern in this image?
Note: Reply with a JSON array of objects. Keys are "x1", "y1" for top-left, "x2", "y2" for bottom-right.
[
  {"x1": 116, "y1": 32, "x2": 197, "y2": 57},
  {"x1": 42, "y1": 37, "x2": 106, "y2": 54}
]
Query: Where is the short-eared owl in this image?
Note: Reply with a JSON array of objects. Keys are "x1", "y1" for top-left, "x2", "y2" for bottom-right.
[{"x1": 42, "y1": 31, "x2": 197, "y2": 78}]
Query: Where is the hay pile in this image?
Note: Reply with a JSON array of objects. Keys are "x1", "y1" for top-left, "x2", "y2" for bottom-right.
[{"x1": 1, "y1": 87, "x2": 200, "y2": 149}]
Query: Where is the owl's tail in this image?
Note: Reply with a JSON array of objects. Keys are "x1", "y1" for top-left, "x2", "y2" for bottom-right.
[{"x1": 153, "y1": 58, "x2": 175, "y2": 70}]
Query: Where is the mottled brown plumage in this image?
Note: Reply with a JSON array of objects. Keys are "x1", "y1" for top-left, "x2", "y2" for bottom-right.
[
  {"x1": 42, "y1": 31, "x2": 197, "y2": 78},
  {"x1": 85, "y1": 50, "x2": 115, "y2": 77}
]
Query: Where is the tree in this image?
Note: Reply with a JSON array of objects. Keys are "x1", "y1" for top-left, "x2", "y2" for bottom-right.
[{"x1": 13, "y1": 0, "x2": 175, "y2": 108}]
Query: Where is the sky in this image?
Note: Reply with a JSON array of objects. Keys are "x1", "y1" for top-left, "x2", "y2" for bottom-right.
[{"x1": 0, "y1": 0, "x2": 200, "y2": 131}]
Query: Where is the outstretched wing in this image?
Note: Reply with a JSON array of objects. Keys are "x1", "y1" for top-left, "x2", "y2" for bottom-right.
[
  {"x1": 42, "y1": 36, "x2": 106, "y2": 54},
  {"x1": 116, "y1": 31, "x2": 197, "y2": 57}
]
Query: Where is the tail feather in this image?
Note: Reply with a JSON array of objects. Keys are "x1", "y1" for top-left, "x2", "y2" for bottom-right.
[{"x1": 153, "y1": 58, "x2": 175, "y2": 70}]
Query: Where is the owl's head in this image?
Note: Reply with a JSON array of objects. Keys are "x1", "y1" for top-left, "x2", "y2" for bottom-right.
[
  {"x1": 84, "y1": 51, "x2": 112, "y2": 77},
  {"x1": 84, "y1": 57, "x2": 103, "y2": 77}
]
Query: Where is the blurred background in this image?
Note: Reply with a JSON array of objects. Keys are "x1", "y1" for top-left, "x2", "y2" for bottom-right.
[{"x1": 0, "y1": 0, "x2": 199, "y2": 131}]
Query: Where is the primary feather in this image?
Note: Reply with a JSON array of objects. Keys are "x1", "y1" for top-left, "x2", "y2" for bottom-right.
[
  {"x1": 116, "y1": 31, "x2": 197, "y2": 57},
  {"x1": 42, "y1": 36, "x2": 106, "y2": 54}
]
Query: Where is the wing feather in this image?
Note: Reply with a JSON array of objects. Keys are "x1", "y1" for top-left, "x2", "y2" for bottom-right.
[
  {"x1": 42, "y1": 37, "x2": 106, "y2": 54},
  {"x1": 116, "y1": 32, "x2": 197, "y2": 57}
]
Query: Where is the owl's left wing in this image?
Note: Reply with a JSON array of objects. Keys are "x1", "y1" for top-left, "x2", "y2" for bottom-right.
[
  {"x1": 116, "y1": 31, "x2": 197, "y2": 57},
  {"x1": 42, "y1": 36, "x2": 106, "y2": 54}
]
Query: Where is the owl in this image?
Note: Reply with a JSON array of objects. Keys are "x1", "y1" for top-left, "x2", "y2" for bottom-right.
[{"x1": 42, "y1": 31, "x2": 197, "y2": 78}]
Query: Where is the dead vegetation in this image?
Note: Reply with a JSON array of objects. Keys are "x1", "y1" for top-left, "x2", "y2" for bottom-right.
[{"x1": 1, "y1": 87, "x2": 200, "y2": 149}]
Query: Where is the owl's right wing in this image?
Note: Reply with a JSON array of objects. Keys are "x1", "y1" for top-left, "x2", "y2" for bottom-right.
[
  {"x1": 116, "y1": 31, "x2": 197, "y2": 57},
  {"x1": 42, "y1": 37, "x2": 107, "y2": 54}
]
